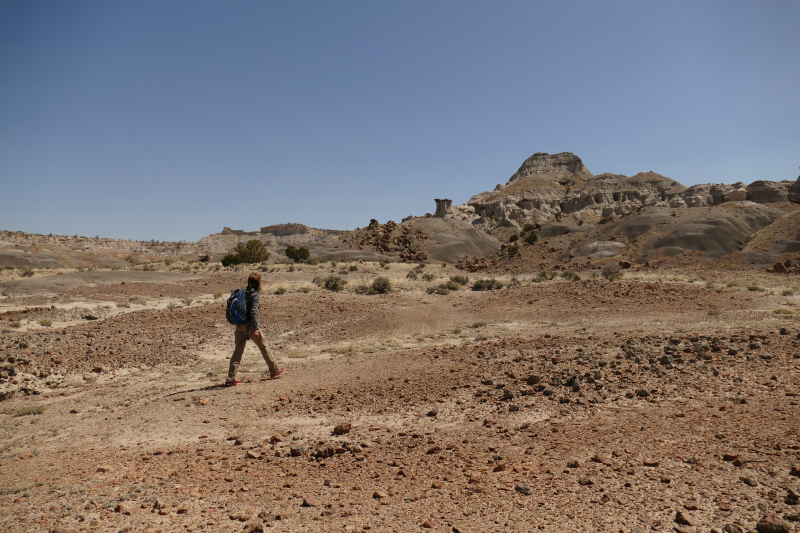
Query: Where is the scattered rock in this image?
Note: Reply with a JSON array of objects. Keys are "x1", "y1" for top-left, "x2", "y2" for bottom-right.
[
  {"x1": 333, "y1": 423, "x2": 352, "y2": 435},
  {"x1": 756, "y1": 514, "x2": 790, "y2": 533},
  {"x1": 675, "y1": 511, "x2": 697, "y2": 526}
]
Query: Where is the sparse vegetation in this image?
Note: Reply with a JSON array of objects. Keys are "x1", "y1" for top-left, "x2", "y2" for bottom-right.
[
  {"x1": 285, "y1": 245, "x2": 311, "y2": 263},
  {"x1": 421, "y1": 273, "x2": 436, "y2": 282},
  {"x1": 509, "y1": 234, "x2": 518, "y2": 243},
  {"x1": 427, "y1": 284, "x2": 450, "y2": 295},
  {"x1": 507, "y1": 243, "x2": 520, "y2": 255},
  {"x1": 561, "y1": 270, "x2": 581, "y2": 281},
  {"x1": 524, "y1": 232, "x2": 538, "y2": 244},
  {"x1": 274, "y1": 287, "x2": 287, "y2": 295},
  {"x1": 708, "y1": 309, "x2": 723, "y2": 316},
  {"x1": 213, "y1": 291, "x2": 222, "y2": 299},
  {"x1": 601, "y1": 265, "x2": 623, "y2": 281},
  {"x1": 322, "y1": 276, "x2": 347, "y2": 292},
  {"x1": 449, "y1": 275, "x2": 469, "y2": 286},
  {"x1": 772, "y1": 308, "x2": 792, "y2": 314},
  {"x1": 38, "y1": 319, "x2": 52, "y2": 327},
  {"x1": 598, "y1": 215, "x2": 615, "y2": 224},
  {"x1": 781, "y1": 289, "x2": 795, "y2": 296},
  {"x1": 747, "y1": 285, "x2": 765, "y2": 292},
  {"x1": 20, "y1": 268, "x2": 34, "y2": 277},
  {"x1": 535, "y1": 270, "x2": 556, "y2": 282},
  {"x1": 472, "y1": 278, "x2": 503, "y2": 291},
  {"x1": 370, "y1": 277, "x2": 392, "y2": 294},
  {"x1": 9, "y1": 321, "x2": 21, "y2": 328},
  {"x1": 406, "y1": 271, "x2": 418, "y2": 281}
]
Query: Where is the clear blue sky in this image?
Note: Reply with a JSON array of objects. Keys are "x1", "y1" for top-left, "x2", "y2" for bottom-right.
[{"x1": 1, "y1": 1, "x2": 798, "y2": 242}]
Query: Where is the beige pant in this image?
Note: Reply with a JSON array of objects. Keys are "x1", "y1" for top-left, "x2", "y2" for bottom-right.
[{"x1": 227, "y1": 324, "x2": 278, "y2": 380}]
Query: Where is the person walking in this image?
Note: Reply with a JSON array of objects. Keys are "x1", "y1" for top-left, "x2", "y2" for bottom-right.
[{"x1": 226, "y1": 272, "x2": 285, "y2": 386}]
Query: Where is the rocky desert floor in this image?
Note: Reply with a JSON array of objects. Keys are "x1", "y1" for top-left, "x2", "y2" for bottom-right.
[{"x1": 0, "y1": 261, "x2": 799, "y2": 533}]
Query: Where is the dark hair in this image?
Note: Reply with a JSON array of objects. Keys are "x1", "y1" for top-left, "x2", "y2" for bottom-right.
[{"x1": 247, "y1": 272, "x2": 261, "y2": 291}]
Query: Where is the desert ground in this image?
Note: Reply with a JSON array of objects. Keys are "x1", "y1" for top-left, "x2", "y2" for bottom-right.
[{"x1": 0, "y1": 260, "x2": 799, "y2": 533}]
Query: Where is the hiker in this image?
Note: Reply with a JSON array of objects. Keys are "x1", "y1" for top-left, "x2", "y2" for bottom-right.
[{"x1": 226, "y1": 272, "x2": 285, "y2": 386}]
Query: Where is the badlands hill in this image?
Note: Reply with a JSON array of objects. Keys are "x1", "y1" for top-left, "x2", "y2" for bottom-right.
[{"x1": 439, "y1": 152, "x2": 800, "y2": 268}]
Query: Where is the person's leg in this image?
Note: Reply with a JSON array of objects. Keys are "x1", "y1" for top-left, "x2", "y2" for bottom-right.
[
  {"x1": 227, "y1": 327, "x2": 248, "y2": 381},
  {"x1": 253, "y1": 332, "x2": 279, "y2": 376}
]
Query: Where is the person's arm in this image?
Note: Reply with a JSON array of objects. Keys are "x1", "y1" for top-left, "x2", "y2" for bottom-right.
[{"x1": 249, "y1": 291, "x2": 261, "y2": 339}]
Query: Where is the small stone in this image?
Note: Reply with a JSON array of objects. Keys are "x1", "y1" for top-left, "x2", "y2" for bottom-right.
[
  {"x1": 69, "y1": 409, "x2": 79, "y2": 414},
  {"x1": 198, "y1": 398, "x2": 208, "y2": 405},
  {"x1": 422, "y1": 520, "x2": 435, "y2": 529},
  {"x1": 643, "y1": 459, "x2": 659, "y2": 467},
  {"x1": 566, "y1": 460, "x2": 579, "y2": 468},
  {"x1": 289, "y1": 445, "x2": 305, "y2": 457},
  {"x1": 426, "y1": 410, "x2": 437, "y2": 417},
  {"x1": 526, "y1": 375, "x2": 541, "y2": 385},
  {"x1": 722, "y1": 453, "x2": 739, "y2": 462},
  {"x1": 673, "y1": 526, "x2": 692, "y2": 533},
  {"x1": 790, "y1": 466, "x2": 800, "y2": 477},
  {"x1": 333, "y1": 423, "x2": 351, "y2": 435},
  {"x1": 756, "y1": 513, "x2": 790, "y2": 533},
  {"x1": 245, "y1": 450, "x2": 262, "y2": 460},
  {"x1": 243, "y1": 517, "x2": 264, "y2": 533},
  {"x1": 372, "y1": 490, "x2": 389, "y2": 499},
  {"x1": 96, "y1": 465, "x2": 111, "y2": 473},
  {"x1": 723, "y1": 525, "x2": 743, "y2": 533},
  {"x1": 578, "y1": 476, "x2": 593, "y2": 486},
  {"x1": 301, "y1": 496, "x2": 321, "y2": 507},
  {"x1": 92, "y1": 365, "x2": 103, "y2": 373},
  {"x1": 203, "y1": 419, "x2": 210, "y2": 424},
  {"x1": 785, "y1": 489, "x2": 799, "y2": 506},
  {"x1": 675, "y1": 511, "x2": 697, "y2": 526},
  {"x1": 636, "y1": 388, "x2": 650, "y2": 397},
  {"x1": 515, "y1": 483, "x2": 532, "y2": 495},
  {"x1": 84, "y1": 313, "x2": 99, "y2": 320}
]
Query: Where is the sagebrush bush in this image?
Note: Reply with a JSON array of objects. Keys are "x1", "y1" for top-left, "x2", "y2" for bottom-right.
[
  {"x1": 274, "y1": 287, "x2": 286, "y2": 295},
  {"x1": 20, "y1": 268, "x2": 34, "y2": 277},
  {"x1": 348, "y1": 264, "x2": 358, "y2": 272},
  {"x1": 524, "y1": 232, "x2": 538, "y2": 244},
  {"x1": 561, "y1": 270, "x2": 581, "y2": 281},
  {"x1": 427, "y1": 284, "x2": 450, "y2": 295},
  {"x1": 406, "y1": 271, "x2": 418, "y2": 281},
  {"x1": 535, "y1": 270, "x2": 556, "y2": 281},
  {"x1": 323, "y1": 276, "x2": 347, "y2": 292},
  {"x1": 449, "y1": 275, "x2": 469, "y2": 286},
  {"x1": 509, "y1": 234, "x2": 518, "y2": 242},
  {"x1": 601, "y1": 265, "x2": 623, "y2": 281},
  {"x1": 472, "y1": 278, "x2": 502, "y2": 291},
  {"x1": 599, "y1": 215, "x2": 615, "y2": 225},
  {"x1": 422, "y1": 273, "x2": 436, "y2": 282},
  {"x1": 507, "y1": 243, "x2": 520, "y2": 255},
  {"x1": 371, "y1": 277, "x2": 392, "y2": 294},
  {"x1": 39, "y1": 319, "x2": 52, "y2": 327}
]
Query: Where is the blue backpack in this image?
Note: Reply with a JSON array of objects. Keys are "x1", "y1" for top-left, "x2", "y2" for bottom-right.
[{"x1": 225, "y1": 288, "x2": 248, "y2": 325}]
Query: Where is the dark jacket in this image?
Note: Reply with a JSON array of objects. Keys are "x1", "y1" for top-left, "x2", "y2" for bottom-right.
[{"x1": 245, "y1": 288, "x2": 260, "y2": 334}]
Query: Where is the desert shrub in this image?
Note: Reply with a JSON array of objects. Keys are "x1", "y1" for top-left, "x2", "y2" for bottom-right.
[
  {"x1": 426, "y1": 284, "x2": 450, "y2": 295},
  {"x1": 234, "y1": 240, "x2": 271, "y2": 263},
  {"x1": 507, "y1": 243, "x2": 520, "y2": 255},
  {"x1": 781, "y1": 289, "x2": 795, "y2": 296},
  {"x1": 20, "y1": 268, "x2": 34, "y2": 278},
  {"x1": 561, "y1": 270, "x2": 581, "y2": 281},
  {"x1": 9, "y1": 321, "x2": 21, "y2": 328},
  {"x1": 444, "y1": 280, "x2": 460, "y2": 291},
  {"x1": 708, "y1": 309, "x2": 723, "y2": 316},
  {"x1": 773, "y1": 308, "x2": 793, "y2": 314},
  {"x1": 116, "y1": 302, "x2": 130, "y2": 308},
  {"x1": 601, "y1": 264, "x2": 623, "y2": 281},
  {"x1": 274, "y1": 287, "x2": 286, "y2": 295},
  {"x1": 39, "y1": 319, "x2": 52, "y2": 327},
  {"x1": 323, "y1": 276, "x2": 347, "y2": 292},
  {"x1": 422, "y1": 273, "x2": 436, "y2": 282},
  {"x1": 213, "y1": 291, "x2": 222, "y2": 299},
  {"x1": 747, "y1": 285, "x2": 765, "y2": 292},
  {"x1": 379, "y1": 258, "x2": 390, "y2": 268},
  {"x1": 15, "y1": 405, "x2": 46, "y2": 417},
  {"x1": 406, "y1": 271, "x2": 418, "y2": 281},
  {"x1": 469, "y1": 321, "x2": 487, "y2": 328},
  {"x1": 598, "y1": 215, "x2": 615, "y2": 225},
  {"x1": 522, "y1": 223, "x2": 536, "y2": 234},
  {"x1": 449, "y1": 275, "x2": 469, "y2": 286},
  {"x1": 285, "y1": 246, "x2": 310, "y2": 263},
  {"x1": 472, "y1": 278, "x2": 502, "y2": 291},
  {"x1": 221, "y1": 254, "x2": 242, "y2": 267},
  {"x1": 288, "y1": 265, "x2": 296, "y2": 272},
  {"x1": 298, "y1": 286, "x2": 311, "y2": 293},
  {"x1": 370, "y1": 277, "x2": 392, "y2": 294},
  {"x1": 509, "y1": 234, "x2": 518, "y2": 243},
  {"x1": 164, "y1": 259, "x2": 173, "y2": 266},
  {"x1": 535, "y1": 270, "x2": 556, "y2": 282},
  {"x1": 348, "y1": 264, "x2": 358, "y2": 272},
  {"x1": 524, "y1": 232, "x2": 538, "y2": 244}
]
